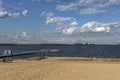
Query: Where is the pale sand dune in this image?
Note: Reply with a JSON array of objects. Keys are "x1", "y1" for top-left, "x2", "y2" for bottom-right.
[{"x1": 0, "y1": 57, "x2": 120, "y2": 80}]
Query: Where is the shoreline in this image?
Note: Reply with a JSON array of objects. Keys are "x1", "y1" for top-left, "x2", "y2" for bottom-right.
[
  {"x1": 55, "y1": 57, "x2": 120, "y2": 62},
  {"x1": 1, "y1": 56, "x2": 120, "y2": 62}
]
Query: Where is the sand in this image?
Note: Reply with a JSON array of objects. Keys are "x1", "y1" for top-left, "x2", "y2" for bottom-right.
[{"x1": 0, "y1": 57, "x2": 120, "y2": 80}]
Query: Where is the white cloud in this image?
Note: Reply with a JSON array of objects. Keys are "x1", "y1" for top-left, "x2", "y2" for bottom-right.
[
  {"x1": 0, "y1": 9, "x2": 29, "y2": 18},
  {"x1": 80, "y1": 7, "x2": 106, "y2": 14},
  {"x1": 22, "y1": 10, "x2": 28, "y2": 16},
  {"x1": 107, "y1": 0, "x2": 120, "y2": 5},
  {"x1": 56, "y1": 0, "x2": 120, "y2": 14},
  {"x1": 42, "y1": 12, "x2": 120, "y2": 35},
  {"x1": 0, "y1": 9, "x2": 8, "y2": 18},
  {"x1": 46, "y1": 16, "x2": 72, "y2": 24},
  {"x1": 15, "y1": 32, "x2": 32, "y2": 41},
  {"x1": 8, "y1": 12, "x2": 20, "y2": 18},
  {"x1": 42, "y1": 12, "x2": 80, "y2": 35},
  {"x1": 42, "y1": 12, "x2": 78, "y2": 25},
  {"x1": 56, "y1": 21, "x2": 120, "y2": 35},
  {"x1": 0, "y1": 8, "x2": 21, "y2": 18},
  {"x1": 22, "y1": 32, "x2": 27, "y2": 36},
  {"x1": 41, "y1": 11, "x2": 54, "y2": 17},
  {"x1": 56, "y1": 3, "x2": 77, "y2": 11},
  {"x1": 69, "y1": 21, "x2": 78, "y2": 27},
  {"x1": 62, "y1": 27, "x2": 77, "y2": 34},
  {"x1": 56, "y1": 0, "x2": 94, "y2": 11},
  {"x1": 79, "y1": 21, "x2": 110, "y2": 32}
]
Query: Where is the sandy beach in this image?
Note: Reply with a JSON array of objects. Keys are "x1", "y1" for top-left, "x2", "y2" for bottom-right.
[{"x1": 1, "y1": 57, "x2": 120, "y2": 80}]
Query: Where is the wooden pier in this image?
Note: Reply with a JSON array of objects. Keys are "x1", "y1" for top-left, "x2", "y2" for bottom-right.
[{"x1": 0, "y1": 49, "x2": 62, "y2": 58}]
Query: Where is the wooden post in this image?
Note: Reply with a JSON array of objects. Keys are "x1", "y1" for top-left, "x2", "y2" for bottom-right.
[{"x1": 45, "y1": 52, "x2": 48, "y2": 58}]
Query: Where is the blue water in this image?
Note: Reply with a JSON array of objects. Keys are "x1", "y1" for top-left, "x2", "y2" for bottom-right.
[{"x1": 0, "y1": 45, "x2": 120, "y2": 58}]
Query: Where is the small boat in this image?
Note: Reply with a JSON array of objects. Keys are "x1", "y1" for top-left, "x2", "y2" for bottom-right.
[{"x1": 40, "y1": 49, "x2": 62, "y2": 53}]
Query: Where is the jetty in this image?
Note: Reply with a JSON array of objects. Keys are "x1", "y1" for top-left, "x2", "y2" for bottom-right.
[{"x1": 0, "y1": 49, "x2": 62, "y2": 58}]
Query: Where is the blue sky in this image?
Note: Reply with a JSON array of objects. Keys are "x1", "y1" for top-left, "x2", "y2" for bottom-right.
[{"x1": 0, "y1": 0, "x2": 120, "y2": 44}]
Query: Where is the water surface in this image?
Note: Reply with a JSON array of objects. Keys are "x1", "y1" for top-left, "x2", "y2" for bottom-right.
[{"x1": 0, "y1": 45, "x2": 120, "y2": 58}]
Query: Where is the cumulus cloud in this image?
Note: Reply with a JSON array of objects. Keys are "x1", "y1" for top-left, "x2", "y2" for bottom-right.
[
  {"x1": 46, "y1": 16, "x2": 73, "y2": 24},
  {"x1": 79, "y1": 21, "x2": 110, "y2": 33},
  {"x1": 80, "y1": 7, "x2": 106, "y2": 14},
  {"x1": 69, "y1": 21, "x2": 78, "y2": 27},
  {"x1": 0, "y1": 1, "x2": 21, "y2": 18},
  {"x1": 43, "y1": 12, "x2": 72, "y2": 24},
  {"x1": 56, "y1": 21, "x2": 120, "y2": 35},
  {"x1": 41, "y1": 11, "x2": 120, "y2": 35},
  {"x1": 22, "y1": 9, "x2": 28, "y2": 16},
  {"x1": 15, "y1": 32, "x2": 32, "y2": 41},
  {"x1": 42, "y1": 12, "x2": 79, "y2": 26},
  {"x1": 56, "y1": 0, "x2": 94, "y2": 11},
  {"x1": 0, "y1": 8, "x2": 21, "y2": 18},
  {"x1": 41, "y1": 11, "x2": 54, "y2": 17},
  {"x1": 62, "y1": 27, "x2": 77, "y2": 34},
  {"x1": 42, "y1": 12, "x2": 120, "y2": 34},
  {"x1": 107, "y1": 0, "x2": 120, "y2": 5},
  {"x1": 56, "y1": 0, "x2": 120, "y2": 14},
  {"x1": 0, "y1": 8, "x2": 30, "y2": 18},
  {"x1": 42, "y1": 11, "x2": 80, "y2": 35},
  {"x1": 8, "y1": 12, "x2": 20, "y2": 18},
  {"x1": 0, "y1": 9, "x2": 8, "y2": 18}
]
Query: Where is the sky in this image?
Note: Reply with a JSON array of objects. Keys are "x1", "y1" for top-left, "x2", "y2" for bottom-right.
[{"x1": 0, "y1": 0, "x2": 120, "y2": 44}]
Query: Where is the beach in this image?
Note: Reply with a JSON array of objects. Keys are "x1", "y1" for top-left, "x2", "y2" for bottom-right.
[{"x1": 0, "y1": 57, "x2": 120, "y2": 80}]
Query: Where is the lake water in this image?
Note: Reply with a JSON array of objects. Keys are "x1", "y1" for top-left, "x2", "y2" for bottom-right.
[{"x1": 0, "y1": 45, "x2": 120, "y2": 58}]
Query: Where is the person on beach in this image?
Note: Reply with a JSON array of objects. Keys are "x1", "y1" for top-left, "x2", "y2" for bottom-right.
[
  {"x1": 3, "y1": 50, "x2": 13, "y2": 63},
  {"x1": 8, "y1": 50, "x2": 13, "y2": 63}
]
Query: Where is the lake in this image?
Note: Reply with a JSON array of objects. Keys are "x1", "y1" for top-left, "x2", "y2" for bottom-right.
[{"x1": 0, "y1": 45, "x2": 120, "y2": 58}]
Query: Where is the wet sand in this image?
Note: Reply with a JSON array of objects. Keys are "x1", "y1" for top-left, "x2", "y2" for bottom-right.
[{"x1": 0, "y1": 57, "x2": 120, "y2": 80}]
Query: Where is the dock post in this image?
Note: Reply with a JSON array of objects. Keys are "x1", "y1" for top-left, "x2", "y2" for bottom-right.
[{"x1": 45, "y1": 52, "x2": 48, "y2": 58}]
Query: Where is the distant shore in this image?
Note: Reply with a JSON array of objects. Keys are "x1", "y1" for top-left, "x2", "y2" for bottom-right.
[
  {"x1": 0, "y1": 43, "x2": 119, "y2": 46},
  {"x1": 1, "y1": 57, "x2": 120, "y2": 80}
]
